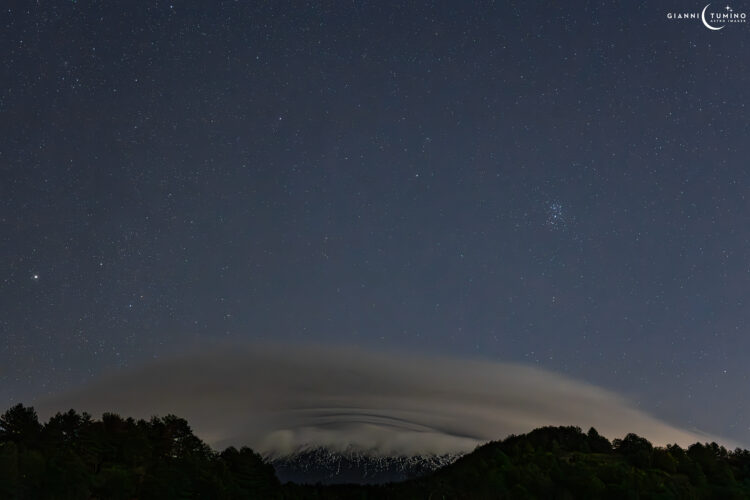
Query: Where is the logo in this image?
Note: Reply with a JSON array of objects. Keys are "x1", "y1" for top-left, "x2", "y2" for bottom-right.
[{"x1": 667, "y1": 4, "x2": 747, "y2": 30}]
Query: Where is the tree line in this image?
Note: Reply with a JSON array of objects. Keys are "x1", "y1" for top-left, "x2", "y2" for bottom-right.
[
  {"x1": 2, "y1": 403, "x2": 750, "y2": 499},
  {"x1": 0, "y1": 404, "x2": 278, "y2": 499}
]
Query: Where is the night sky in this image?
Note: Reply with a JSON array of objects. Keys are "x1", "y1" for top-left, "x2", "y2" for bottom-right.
[{"x1": 2, "y1": 1, "x2": 749, "y2": 446}]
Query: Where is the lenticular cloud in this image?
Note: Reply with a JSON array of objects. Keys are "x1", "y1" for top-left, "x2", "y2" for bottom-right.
[{"x1": 37, "y1": 344, "x2": 712, "y2": 456}]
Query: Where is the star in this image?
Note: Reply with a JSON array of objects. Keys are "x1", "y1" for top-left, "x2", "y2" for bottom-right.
[{"x1": 31, "y1": 274, "x2": 39, "y2": 281}]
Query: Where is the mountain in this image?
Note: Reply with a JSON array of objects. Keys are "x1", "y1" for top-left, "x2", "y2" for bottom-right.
[
  {"x1": 284, "y1": 426, "x2": 750, "y2": 499},
  {"x1": 268, "y1": 447, "x2": 462, "y2": 484}
]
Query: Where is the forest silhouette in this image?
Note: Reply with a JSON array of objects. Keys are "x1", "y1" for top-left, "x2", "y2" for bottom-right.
[{"x1": 1, "y1": 403, "x2": 749, "y2": 499}]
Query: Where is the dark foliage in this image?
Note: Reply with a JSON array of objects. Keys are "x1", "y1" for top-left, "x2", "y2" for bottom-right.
[
  {"x1": 2, "y1": 404, "x2": 749, "y2": 499},
  {"x1": 0, "y1": 404, "x2": 279, "y2": 499}
]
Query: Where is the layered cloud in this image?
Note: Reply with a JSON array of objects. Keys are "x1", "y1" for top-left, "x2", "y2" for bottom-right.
[{"x1": 36, "y1": 344, "x2": 716, "y2": 456}]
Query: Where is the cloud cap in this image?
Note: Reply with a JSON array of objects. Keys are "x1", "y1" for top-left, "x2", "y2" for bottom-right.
[{"x1": 37, "y1": 343, "x2": 718, "y2": 456}]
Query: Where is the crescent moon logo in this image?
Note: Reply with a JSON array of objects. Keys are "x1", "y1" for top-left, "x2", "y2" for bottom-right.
[{"x1": 702, "y1": 4, "x2": 726, "y2": 30}]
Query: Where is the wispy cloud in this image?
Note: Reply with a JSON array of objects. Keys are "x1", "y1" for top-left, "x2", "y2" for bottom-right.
[{"x1": 36, "y1": 344, "x2": 720, "y2": 456}]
